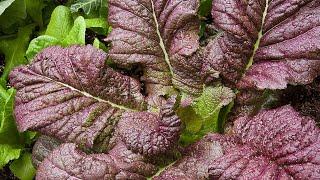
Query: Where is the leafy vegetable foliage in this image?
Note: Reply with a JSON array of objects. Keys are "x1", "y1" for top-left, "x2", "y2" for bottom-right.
[
  {"x1": 10, "y1": 45, "x2": 183, "y2": 155},
  {"x1": 3, "y1": 0, "x2": 320, "y2": 179},
  {"x1": 178, "y1": 86, "x2": 234, "y2": 145},
  {"x1": 0, "y1": 25, "x2": 34, "y2": 86},
  {"x1": 71, "y1": 0, "x2": 108, "y2": 18},
  {"x1": 156, "y1": 106, "x2": 320, "y2": 179},
  {"x1": 204, "y1": 0, "x2": 320, "y2": 89},
  {"x1": 0, "y1": 0, "x2": 111, "y2": 178},
  {"x1": 0, "y1": 0, "x2": 15, "y2": 15},
  {"x1": 106, "y1": 0, "x2": 204, "y2": 95},
  {"x1": 36, "y1": 141, "x2": 157, "y2": 179},
  {"x1": 0, "y1": 0, "x2": 26, "y2": 30},
  {"x1": 26, "y1": 6, "x2": 86, "y2": 60},
  {"x1": 0, "y1": 84, "x2": 36, "y2": 178},
  {"x1": 9, "y1": 152, "x2": 36, "y2": 180}
]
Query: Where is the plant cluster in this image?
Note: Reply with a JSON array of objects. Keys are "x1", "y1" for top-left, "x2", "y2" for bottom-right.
[{"x1": 0, "y1": 0, "x2": 319, "y2": 179}]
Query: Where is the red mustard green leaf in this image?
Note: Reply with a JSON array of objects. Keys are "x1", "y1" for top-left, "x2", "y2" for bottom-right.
[
  {"x1": 31, "y1": 135, "x2": 61, "y2": 168},
  {"x1": 204, "y1": 0, "x2": 320, "y2": 89},
  {"x1": 106, "y1": 0, "x2": 204, "y2": 95},
  {"x1": 9, "y1": 45, "x2": 145, "y2": 152},
  {"x1": 36, "y1": 142, "x2": 157, "y2": 179},
  {"x1": 118, "y1": 97, "x2": 180, "y2": 156},
  {"x1": 155, "y1": 106, "x2": 320, "y2": 179}
]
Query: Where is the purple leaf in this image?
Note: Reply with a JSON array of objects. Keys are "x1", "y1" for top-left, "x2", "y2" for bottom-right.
[
  {"x1": 118, "y1": 97, "x2": 181, "y2": 156},
  {"x1": 9, "y1": 45, "x2": 182, "y2": 156},
  {"x1": 106, "y1": 0, "x2": 204, "y2": 95},
  {"x1": 155, "y1": 106, "x2": 320, "y2": 179},
  {"x1": 9, "y1": 45, "x2": 145, "y2": 152},
  {"x1": 204, "y1": 0, "x2": 320, "y2": 89},
  {"x1": 154, "y1": 134, "x2": 238, "y2": 179},
  {"x1": 36, "y1": 141, "x2": 157, "y2": 179},
  {"x1": 32, "y1": 135, "x2": 61, "y2": 168}
]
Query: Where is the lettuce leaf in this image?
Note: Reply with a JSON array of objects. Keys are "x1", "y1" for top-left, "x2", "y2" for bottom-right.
[
  {"x1": 0, "y1": 144, "x2": 20, "y2": 169},
  {"x1": 9, "y1": 152, "x2": 36, "y2": 180},
  {"x1": 0, "y1": 24, "x2": 34, "y2": 87},
  {"x1": 178, "y1": 86, "x2": 234, "y2": 145}
]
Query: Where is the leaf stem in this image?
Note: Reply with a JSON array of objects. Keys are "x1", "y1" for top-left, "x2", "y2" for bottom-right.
[
  {"x1": 245, "y1": 0, "x2": 269, "y2": 70},
  {"x1": 150, "y1": 0, "x2": 174, "y2": 77}
]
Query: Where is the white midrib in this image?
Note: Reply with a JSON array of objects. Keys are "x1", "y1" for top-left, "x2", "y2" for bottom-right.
[
  {"x1": 150, "y1": 0, "x2": 174, "y2": 77},
  {"x1": 245, "y1": 0, "x2": 269, "y2": 70},
  {"x1": 37, "y1": 74, "x2": 136, "y2": 112}
]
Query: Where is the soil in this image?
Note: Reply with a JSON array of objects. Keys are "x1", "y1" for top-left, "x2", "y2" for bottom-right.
[
  {"x1": 280, "y1": 76, "x2": 320, "y2": 125},
  {"x1": 85, "y1": 29, "x2": 108, "y2": 46},
  {"x1": 0, "y1": 165, "x2": 18, "y2": 180}
]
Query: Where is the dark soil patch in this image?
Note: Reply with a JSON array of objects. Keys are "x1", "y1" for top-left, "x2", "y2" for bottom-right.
[
  {"x1": 280, "y1": 77, "x2": 320, "y2": 125},
  {"x1": 85, "y1": 29, "x2": 108, "y2": 46},
  {"x1": 0, "y1": 165, "x2": 18, "y2": 180}
]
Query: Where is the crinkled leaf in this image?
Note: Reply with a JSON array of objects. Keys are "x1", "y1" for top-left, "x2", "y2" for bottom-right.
[
  {"x1": 0, "y1": 144, "x2": 21, "y2": 169},
  {"x1": 36, "y1": 142, "x2": 157, "y2": 179},
  {"x1": 0, "y1": 0, "x2": 15, "y2": 15},
  {"x1": 154, "y1": 134, "x2": 237, "y2": 179},
  {"x1": 117, "y1": 97, "x2": 181, "y2": 156},
  {"x1": 106, "y1": 0, "x2": 203, "y2": 95},
  {"x1": 238, "y1": 59, "x2": 320, "y2": 90},
  {"x1": 0, "y1": 24, "x2": 34, "y2": 86},
  {"x1": 179, "y1": 86, "x2": 234, "y2": 145},
  {"x1": 0, "y1": 0, "x2": 26, "y2": 29},
  {"x1": 204, "y1": 0, "x2": 320, "y2": 89},
  {"x1": 9, "y1": 45, "x2": 145, "y2": 152},
  {"x1": 45, "y1": 6, "x2": 73, "y2": 40},
  {"x1": 70, "y1": 0, "x2": 108, "y2": 18},
  {"x1": 156, "y1": 106, "x2": 320, "y2": 179},
  {"x1": 210, "y1": 105, "x2": 320, "y2": 179},
  {"x1": 31, "y1": 135, "x2": 61, "y2": 168},
  {"x1": 9, "y1": 152, "x2": 36, "y2": 180}
]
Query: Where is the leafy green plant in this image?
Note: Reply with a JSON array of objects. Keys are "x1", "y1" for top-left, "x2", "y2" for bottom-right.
[
  {"x1": 0, "y1": 0, "x2": 111, "y2": 179},
  {"x1": 1, "y1": 0, "x2": 320, "y2": 179}
]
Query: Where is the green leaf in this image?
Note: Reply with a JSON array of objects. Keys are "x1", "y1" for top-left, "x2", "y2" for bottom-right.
[
  {"x1": 85, "y1": 18, "x2": 109, "y2": 34},
  {"x1": 10, "y1": 152, "x2": 36, "y2": 180},
  {"x1": 0, "y1": 24, "x2": 35, "y2": 84},
  {"x1": 93, "y1": 38, "x2": 107, "y2": 51},
  {"x1": 178, "y1": 86, "x2": 235, "y2": 145},
  {"x1": 62, "y1": 16, "x2": 86, "y2": 46},
  {"x1": 0, "y1": 86, "x2": 22, "y2": 145},
  {"x1": 85, "y1": 18, "x2": 106, "y2": 28},
  {"x1": 22, "y1": 131, "x2": 38, "y2": 145},
  {"x1": 0, "y1": 0, "x2": 27, "y2": 29},
  {"x1": 45, "y1": 5, "x2": 74, "y2": 40},
  {"x1": 71, "y1": 0, "x2": 108, "y2": 18},
  {"x1": 0, "y1": 144, "x2": 20, "y2": 169},
  {"x1": 26, "y1": 35, "x2": 60, "y2": 60},
  {"x1": 199, "y1": 0, "x2": 212, "y2": 17},
  {"x1": 0, "y1": 0, "x2": 15, "y2": 15},
  {"x1": 25, "y1": 0, "x2": 46, "y2": 27}
]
